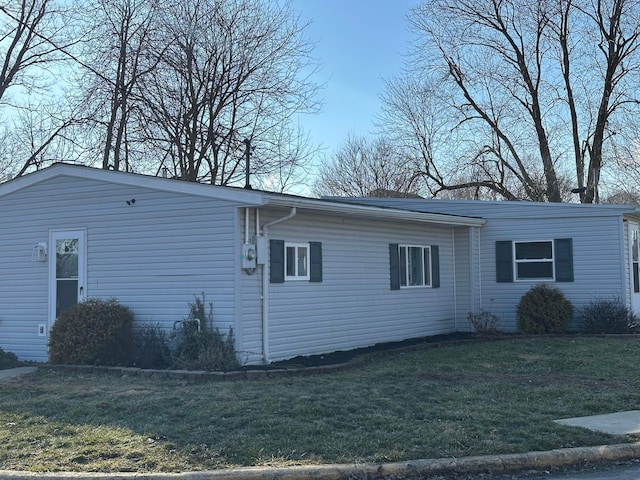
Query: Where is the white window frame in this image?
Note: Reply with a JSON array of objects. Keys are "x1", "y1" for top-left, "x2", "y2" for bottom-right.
[
  {"x1": 514, "y1": 240, "x2": 555, "y2": 281},
  {"x1": 399, "y1": 245, "x2": 432, "y2": 288},
  {"x1": 285, "y1": 242, "x2": 310, "y2": 281}
]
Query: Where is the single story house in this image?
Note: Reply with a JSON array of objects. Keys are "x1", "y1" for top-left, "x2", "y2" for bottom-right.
[
  {"x1": 331, "y1": 195, "x2": 640, "y2": 330},
  {"x1": 1, "y1": 163, "x2": 639, "y2": 365}
]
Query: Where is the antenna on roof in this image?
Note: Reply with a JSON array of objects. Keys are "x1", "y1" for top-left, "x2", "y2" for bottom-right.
[{"x1": 243, "y1": 138, "x2": 253, "y2": 190}]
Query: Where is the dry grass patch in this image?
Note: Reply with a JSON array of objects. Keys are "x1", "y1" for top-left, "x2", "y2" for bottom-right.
[{"x1": 1, "y1": 336, "x2": 640, "y2": 473}]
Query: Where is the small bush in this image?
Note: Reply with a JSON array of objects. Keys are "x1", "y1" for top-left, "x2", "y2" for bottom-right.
[
  {"x1": 467, "y1": 309, "x2": 500, "y2": 336},
  {"x1": 49, "y1": 298, "x2": 134, "y2": 366},
  {"x1": 132, "y1": 323, "x2": 172, "y2": 369},
  {"x1": 577, "y1": 297, "x2": 638, "y2": 334},
  {"x1": 171, "y1": 294, "x2": 239, "y2": 371},
  {"x1": 517, "y1": 284, "x2": 573, "y2": 334},
  {"x1": 0, "y1": 347, "x2": 19, "y2": 369}
]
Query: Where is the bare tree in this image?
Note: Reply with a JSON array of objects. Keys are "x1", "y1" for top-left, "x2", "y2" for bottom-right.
[
  {"x1": 251, "y1": 121, "x2": 316, "y2": 193},
  {"x1": 313, "y1": 135, "x2": 423, "y2": 197},
  {"x1": 383, "y1": 0, "x2": 640, "y2": 202},
  {"x1": 135, "y1": 0, "x2": 320, "y2": 185},
  {"x1": 0, "y1": 0, "x2": 82, "y2": 176},
  {"x1": 76, "y1": 0, "x2": 163, "y2": 173}
]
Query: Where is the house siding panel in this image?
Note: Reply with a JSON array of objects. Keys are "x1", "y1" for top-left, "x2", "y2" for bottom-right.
[
  {"x1": 337, "y1": 197, "x2": 630, "y2": 333},
  {"x1": 253, "y1": 211, "x2": 460, "y2": 362},
  {"x1": 0, "y1": 176, "x2": 240, "y2": 362},
  {"x1": 478, "y1": 216, "x2": 624, "y2": 331}
]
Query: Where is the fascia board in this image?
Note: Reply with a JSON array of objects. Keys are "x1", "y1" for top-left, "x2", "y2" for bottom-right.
[{"x1": 0, "y1": 164, "x2": 266, "y2": 205}]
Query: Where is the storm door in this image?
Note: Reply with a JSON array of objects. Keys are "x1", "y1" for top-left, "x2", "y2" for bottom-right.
[
  {"x1": 630, "y1": 223, "x2": 640, "y2": 314},
  {"x1": 49, "y1": 230, "x2": 86, "y2": 328}
]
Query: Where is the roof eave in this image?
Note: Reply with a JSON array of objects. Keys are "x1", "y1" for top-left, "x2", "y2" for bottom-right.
[
  {"x1": 264, "y1": 196, "x2": 486, "y2": 227},
  {"x1": 0, "y1": 163, "x2": 267, "y2": 205}
]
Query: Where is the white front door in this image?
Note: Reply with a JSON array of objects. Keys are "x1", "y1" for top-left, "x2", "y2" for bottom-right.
[
  {"x1": 629, "y1": 223, "x2": 640, "y2": 314},
  {"x1": 49, "y1": 230, "x2": 86, "y2": 329}
]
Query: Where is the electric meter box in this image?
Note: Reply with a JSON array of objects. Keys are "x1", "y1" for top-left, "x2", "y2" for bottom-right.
[{"x1": 241, "y1": 243, "x2": 257, "y2": 269}]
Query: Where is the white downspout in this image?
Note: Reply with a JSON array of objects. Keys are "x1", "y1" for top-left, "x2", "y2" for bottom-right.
[
  {"x1": 260, "y1": 207, "x2": 297, "y2": 363},
  {"x1": 244, "y1": 208, "x2": 250, "y2": 243}
]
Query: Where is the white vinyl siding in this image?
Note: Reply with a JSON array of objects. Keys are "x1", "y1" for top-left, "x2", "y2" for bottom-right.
[
  {"x1": 0, "y1": 175, "x2": 240, "y2": 362},
  {"x1": 241, "y1": 210, "x2": 459, "y2": 363},
  {"x1": 338, "y1": 197, "x2": 631, "y2": 333}
]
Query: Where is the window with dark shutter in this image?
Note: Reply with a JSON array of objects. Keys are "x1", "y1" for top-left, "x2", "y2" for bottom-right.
[
  {"x1": 495, "y1": 239, "x2": 574, "y2": 283},
  {"x1": 391, "y1": 243, "x2": 438, "y2": 289}
]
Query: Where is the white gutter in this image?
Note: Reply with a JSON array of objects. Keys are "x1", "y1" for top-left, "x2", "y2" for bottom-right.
[{"x1": 260, "y1": 207, "x2": 297, "y2": 363}]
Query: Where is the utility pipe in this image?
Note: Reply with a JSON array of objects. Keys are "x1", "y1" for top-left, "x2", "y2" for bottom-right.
[
  {"x1": 260, "y1": 207, "x2": 297, "y2": 363},
  {"x1": 244, "y1": 208, "x2": 250, "y2": 244}
]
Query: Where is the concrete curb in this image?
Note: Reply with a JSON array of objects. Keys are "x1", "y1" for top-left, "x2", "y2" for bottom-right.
[{"x1": 1, "y1": 442, "x2": 640, "y2": 480}]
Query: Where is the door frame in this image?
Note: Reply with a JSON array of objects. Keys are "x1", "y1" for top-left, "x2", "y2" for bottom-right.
[
  {"x1": 48, "y1": 229, "x2": 87, "y2": 331},
  {"x1": 629, "y1": 222, "x2": 640, "y2": 315}
]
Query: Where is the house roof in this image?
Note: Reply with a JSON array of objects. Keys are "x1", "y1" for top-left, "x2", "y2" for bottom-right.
[
  {"x1": 327, "y1": 196, "x2": 640, "y2": 220},
  {"x1": 0, "y1": 163, "x2": 485, "y2": 228}
]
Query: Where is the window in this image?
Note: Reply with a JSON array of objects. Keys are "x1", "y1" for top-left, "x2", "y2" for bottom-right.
[
  {"x1": 495, "y1": 238, "x2": 573, "y2": 283},
  {"x1": 399, "y1": 245, "x2": 432, "y2": 287},
  {"x1": 514, "y1": 241, "x2": 554, "y2": 280},
  {"x1": 285, "y1": 242, "x2": 309, "y2": 280},
  {"x1": 269, "y1": 239, "x2": 322, "y2": 283},
  {"x1": 390, "y1": 243, "x2": 440, "y2": 290}
]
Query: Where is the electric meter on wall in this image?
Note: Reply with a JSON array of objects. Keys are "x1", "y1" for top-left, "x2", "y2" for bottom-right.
[{"x1": 241, "y1": 243, "x2": 257, "y2": 269}]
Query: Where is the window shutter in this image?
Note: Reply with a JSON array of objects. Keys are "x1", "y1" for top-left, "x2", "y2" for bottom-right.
[
  {"x1": 309, "y1": 241, "x2": 323, "y2": 282},
  {"x1": 269, "y1": 239, "x2": 285, "y2": 283},
  {"x1": 389, "y1": 243, "x2": 400, "y2": 290},
  {"x1": 495, "y1": 241, "x2": 514, "y2": 283},
  {"x1": 554, "y1": 238, "x2": 574, "y2": 282},
  {"x1": 431, "y1": 245, "x2": 440, "y2": 288}
]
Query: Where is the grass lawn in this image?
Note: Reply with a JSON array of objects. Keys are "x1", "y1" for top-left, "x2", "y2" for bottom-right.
[{"x1": 1, "y1": 336, "x2": 640, "y2": 473}]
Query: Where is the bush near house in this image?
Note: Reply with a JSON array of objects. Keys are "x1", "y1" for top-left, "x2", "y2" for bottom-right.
[
  {"x1": 171, "y1": 294, "x2": 239, "y2": 371},
  {"x1": 49, "y1": 298, "x2": 135, "y2": 366},
  {"x1": 0, "y1": 347, "x2": 19, "y2": 369},
  {"x1": 517, "y1": 284, "x2": 573, "y2": 334},
  {"x1": 576, "y1": 297, "x2": 639, "y2": 334},
  {"x1": 467, "y1": 309, "x2": 501, "y2": 336},
  {"x1": 132, "y1": 324, "x2": 172, "y2": 369},
  {"x1": 48, "y1": 294, "x2": 239, "y2": 371}
]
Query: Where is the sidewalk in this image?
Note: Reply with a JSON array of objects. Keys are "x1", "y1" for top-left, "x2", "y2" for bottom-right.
[{"x1": 0, "y1": 367, "x2": 37, "y2": 380}]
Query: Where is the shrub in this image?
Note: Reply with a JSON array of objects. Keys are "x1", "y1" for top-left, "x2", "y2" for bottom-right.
[
  {"x1": 132, "y1": 323, "x2": 172, "y2": 369},
  {"x1": 0, "y1": 347, "x2": 19, "y2": 369},
  {"x1": 576, "y1": 297, "x2": 638, "y2": 334},
  {"x1": 516, "y1": 284, "x2": 573, "y2": 334},
  {"x1": 467, "y1": 309, "x2": 500, "y2": 336},
  {"x1": 171, "y1": 294, "x2": 239, "y2": 371},
  {"x1": 49, "y1": 298, "x2": 134, "y2": 365}
]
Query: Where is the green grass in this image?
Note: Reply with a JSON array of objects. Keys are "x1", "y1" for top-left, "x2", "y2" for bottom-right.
[{"x1": 2, "y1": 336, "x2": 640, "y2": 473}]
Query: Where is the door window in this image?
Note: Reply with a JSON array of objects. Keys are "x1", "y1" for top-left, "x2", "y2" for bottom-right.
[{"x1": 56, "y1": 238, "x2": 79, "y2": 317}]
